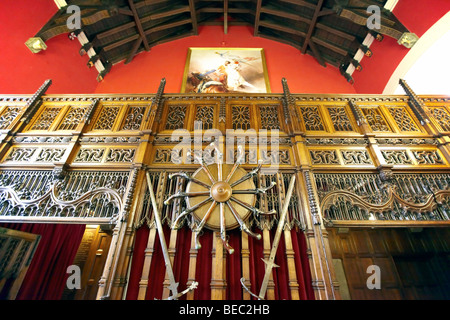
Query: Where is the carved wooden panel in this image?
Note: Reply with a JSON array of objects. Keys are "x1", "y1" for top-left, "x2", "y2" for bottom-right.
[
  {"x1": 93, "y1": 105, "x2": 121, "y2": 131},
  {"x1": 429, "y1": 106, "x2": 450, "y2": 132},
  {"x1": 327, "y1": 106, "x2": 353, "y2": 132},
  {"x1": 4, "y1": 147, "x2": 66, "y2": 163},
  {"x1": 73, "y1": 147, "x2": 136, "y2": 164},
  {"x1": 341, "y1": 150, "x2": 373, "y2": 165},
  {"x1": 231, "y1": 105, "x2": 251, "y2": 130},
  {"x1": 381, "y1": 150, "x2": 413, "y2": 165},
  {"x1": 165, "y1": 105, "x2": 187, "y2": 130},
  {"x1": 194, "y1": 105, "x2": 215, "y2": 130},
  {"x1": 5, "y1": 148, "x2": 37, "y2": 162},
  {"x1": 310, "y1": 150, "x2": 340, "y2": 165},
  {"x1": 0, "y1": 106, "x2": 24, "y2": 130},
  {"x1": 300, "y1": 106, "x2": 325, "y2": 131},
  {"x1": 74, "y1": 148, "x2": 106, "y2": 163},
  {"x1": 30, "y1": 106, "x2": 62, "y2": 131},
  {"x1": 388, "y1": 107, "x2": 419, "y2": 132},
  {"x1": 0, "y1": 227, "x2": 40, "y2": 299},
  {"x1": 360, "y1": 107, "x2": 391, "y2": 132},
  {"x1": 259, "y1": 105, "x2": 281, "y2": 130},
  {"x1": 412, "y1": 150, "x2": 445, "y2": 165},
  {"x1": 58, "y1": 106, "x2": 87, "y2": 131},
  {"x1": 121, "y1": 105, "x2": 145, "y2": 131}
]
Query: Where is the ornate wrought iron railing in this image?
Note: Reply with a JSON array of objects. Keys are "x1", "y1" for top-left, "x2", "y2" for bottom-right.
[
  {"x1": 0, "y1": 170, "x2": 129, "y2": 224},
  {"x1": 314, "y1": 173, "x2": 450, "y2": 226}
]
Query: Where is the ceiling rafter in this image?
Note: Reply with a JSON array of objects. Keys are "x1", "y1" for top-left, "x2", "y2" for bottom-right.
[
  {"x1": 301, "y1": 0, "x2": 325, "y2": 54},
  {"x1": 128, "y1": 0, "x2": 150, "y2": 53},
  {"x1": 30, "y1": 0, "x2": 414, "y2": 82}
]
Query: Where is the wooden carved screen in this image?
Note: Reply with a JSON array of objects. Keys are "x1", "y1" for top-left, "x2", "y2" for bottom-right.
[{"x1": 0, "y1": 79, "x2": 448, "y2": 301}]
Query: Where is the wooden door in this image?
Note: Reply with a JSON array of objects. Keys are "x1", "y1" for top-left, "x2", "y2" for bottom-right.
[
  {"x1": 328, "y1": 227, "x2": 450, "y2": 300},
  {"x1": 62, "y1": 225, "x2": 112, "y2": 300}
]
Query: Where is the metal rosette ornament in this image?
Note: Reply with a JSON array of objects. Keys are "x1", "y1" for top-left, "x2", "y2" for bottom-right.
[{"x1": 165, "y1": 144, "x2": 276, "y2": 254}]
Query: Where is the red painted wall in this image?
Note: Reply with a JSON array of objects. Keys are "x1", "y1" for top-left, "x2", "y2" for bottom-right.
[
  {"x1": 0, "y1": 0, "x2": 98, "y2": 94},
  {"x1": 352, "y1": 0, "x2": 450, "y2": 94},
  {"x1": 1, "y1": 1, "x2": 447, "y2": 95},
  {"x1": 94, "y1": 25, "x2": 356, "y2": 94}
]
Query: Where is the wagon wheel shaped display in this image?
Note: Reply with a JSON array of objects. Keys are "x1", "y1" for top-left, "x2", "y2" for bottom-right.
[{"x1": 165, "y1": 144, "x2": 276, "y2": 254}]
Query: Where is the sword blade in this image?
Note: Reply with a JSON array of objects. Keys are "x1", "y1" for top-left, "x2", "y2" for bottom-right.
[
  {"x1": 146, "y1": 172, "x2": 179, "y2": 298},
  {"x1": 258, "y1": 175, "x2": 296, "y2": 299}
]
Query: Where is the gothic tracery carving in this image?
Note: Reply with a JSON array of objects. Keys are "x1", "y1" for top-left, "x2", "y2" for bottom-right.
[
  {"x1": 232, "y1": 105, "x2": 251, "y2": 130},
  {"x1": 388, "y1": 107, "x2": 419, "y2": 132},
  {"x1": 361, "y1": 107, "x2": 390, "y2": 132},
  {"x1": 58, "y1": 106, "x2": 87, "y2": 130},
  {"x1": 259, "y1": 105, "x2": 281, "y2": 130},
  {"x1": 0, "y1": 107, "x2": 23, "y2": 130},
  {"x1": 327, "y1": 107, "x2": 353, "y2": 131},
  {"x1": 430, "y1": 107, "x2": 450, "y2": 131},
  {"x1": 31, "y1": 107, "x2": 61, "y2": 130},
  {"x1": 122, "y1": 106, "x2": 145, "y2": 130},
  {"x1": 94, "y1": 106, "x2": 120, "y2": 130}
]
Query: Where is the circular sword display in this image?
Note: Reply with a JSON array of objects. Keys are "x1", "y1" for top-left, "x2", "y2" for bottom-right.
[{"x1": 165, "y1": 145, "x2": 276, "y2": 254}]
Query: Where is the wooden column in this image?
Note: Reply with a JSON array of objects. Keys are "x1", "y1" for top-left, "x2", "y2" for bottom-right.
[
  {"x1": 186, "y1": 231, "x2": 198, "y2": 300},
  {"x1": 262, "y1": 228, "x2": 276, "y2": 300},
  {"x1": 241, "y1": 232, "x2": 251, "y2": 300},
  {"x1": 276, "y1": 173, "x2": 300, "y2": 299},
  {"x1": 137, "y1": 227, "x2": 157, "y2": 299},
  {"x1": 211, "y1": 231, "x2": 226, "y2": 300}
]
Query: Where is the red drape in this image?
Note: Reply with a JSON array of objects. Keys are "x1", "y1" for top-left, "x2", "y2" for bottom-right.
[
  {"x1": 0, "y1": 223, "x2": 85, "y2": 300},
  {"x1": 126, "y1": 225, "x2": 315, "y2": 300}
]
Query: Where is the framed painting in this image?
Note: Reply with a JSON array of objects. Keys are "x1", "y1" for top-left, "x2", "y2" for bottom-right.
[{"x1": 181, "y1": 48, "x2": 271, "y2": 93}]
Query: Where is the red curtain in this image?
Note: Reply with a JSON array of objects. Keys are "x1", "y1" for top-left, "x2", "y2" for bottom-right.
[
  {"x1": 0, "y1": 223, "x2": 85, "y2": 300},
  {"x1": 126, "y1": 225, "x2": 315, "y2": 300}
]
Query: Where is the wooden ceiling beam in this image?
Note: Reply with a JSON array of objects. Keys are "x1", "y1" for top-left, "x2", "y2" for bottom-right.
[
  {"x1": 188, "y1": 0, "x2": 198, "y2": 35},
  {"x1": 316, "y1": 23, "x2": 356, "y2": 41},
  {"x1": 301, "y1": 0, "x2": 324, "y2": 54},
  {"x1": 197, "y1": 8, "x2": 224, "y2": 14},
  {"x1": 260, "y1": 6, "x2": 311, "y2": 24},
  {"x1": 95, "y1": 5, "x2": 190, "y2": 40},
  {"x1": 125, "y1": 37, "x2": 143, "y2": 64},
  {"x1": 259, "y1": 20, "x2": 306, "y2": 37},
  {"x1": 128, "y1": 0, "x2": 150, "y2": 51},
  {"x1": 308, "y1": 39, "x2": 326, "y2": 67},
  {"x1": 311, "y1": 36, "x2": 349, "y2": 57},
  {"x1": 118, "y1": 8, "x2": 133, "y2": 16},
  {"x1": 224, "y1": 0, "x2": 228, "y2": 34},
  {"x1": 279, "y1": 0, "x2": 317, "y2": 10},
  {"x1": 254, "y1": 0, "x2": 262, "y2": 36},
  {"x1": 102, "y1": 18, "x2": 192, "y2": 52}
]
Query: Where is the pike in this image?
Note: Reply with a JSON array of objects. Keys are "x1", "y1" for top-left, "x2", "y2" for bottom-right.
[
  {"x1": 241, "y1": 175, "x2": 296, "y2": 300},
  {"x1": 146, "y1": 171, "x2": 197, "y2": 300}
]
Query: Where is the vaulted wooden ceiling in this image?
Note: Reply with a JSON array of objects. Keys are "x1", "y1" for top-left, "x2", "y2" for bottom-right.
[{"x1": 31, "y1": 0, "x2": 416, "y2": 82}]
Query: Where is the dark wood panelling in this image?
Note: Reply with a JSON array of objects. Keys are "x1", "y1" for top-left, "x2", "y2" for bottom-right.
[{"x1": 329, "y1": 228, "x2": 450, "y2": 300}]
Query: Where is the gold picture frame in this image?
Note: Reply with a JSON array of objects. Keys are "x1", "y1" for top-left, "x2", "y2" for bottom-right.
[{"x1": 181, "y1": 48, "x2": 271, "y2": 93}]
